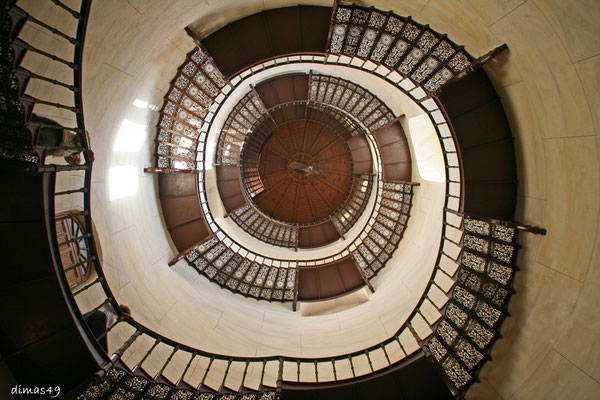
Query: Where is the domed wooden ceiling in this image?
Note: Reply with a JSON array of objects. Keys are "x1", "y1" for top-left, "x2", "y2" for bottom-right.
[{"x1": 254, "y1": 120, "x2": 352, "y2": 224}]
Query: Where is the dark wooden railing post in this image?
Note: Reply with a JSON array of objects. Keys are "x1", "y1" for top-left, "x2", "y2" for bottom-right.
[
  {"x1": 219, "y1": 358, "x2": 232, "y2": 392},
  {"x1": 277, "y1": 357, "x2": 285, "y2": 394},
  {"x1": 331, "y1": 359, "x2": 337, "y2": 380},
  {"x1": 239, "y1": 360, "x2": 250, "y2": 391},
  {"x1": 348, "y1": 355, "x2": 356, "y2": 378},
  {"x1": 293, "y1": 267, "x2": 300, "y2": 311},
  {"x1": 365, "y1": 351, "x2": 374, "y2": 373},
  {"x1": 155, "y1": 346, "x2": 178, "y2": 380},
  {"x1": 112, "y1": 329, "x2": 143, "y2": 361},
  {"x1": 431, "y1": 44, "x2": 508, "y2": 98},
  {"x1": 50, "y1": 0, "x2": 82, "y2": 19},
  {"x1": 176, "y1": 352, "x2": 196, "y2": 386},
  {"x1": 198, "y1": 356, "x2": 214, "y2": 390},
  {"x1": 132, "y1": 338, "x2": 161, "y2": 373},
  {"x1": 73, "y1": 277, "x2": 103, "y2": 296},
  {"x1": 259, "y1": 360, "x2": 267, "y2": 388},
  {"x1": 381, "y1": 344, "x2": 391, "y2": 365}
]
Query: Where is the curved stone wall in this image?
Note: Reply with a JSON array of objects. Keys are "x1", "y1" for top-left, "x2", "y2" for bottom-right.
[{"x1": 23, "y1": 0, "x2": 598, "y2": 397}]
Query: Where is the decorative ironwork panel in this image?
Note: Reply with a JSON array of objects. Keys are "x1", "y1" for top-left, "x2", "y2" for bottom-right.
[
  {"x1": 180, "y1": 236, "x2": 294, "y2": 302},
  {"x1": 327, "y1": 5, "x2": 474, "y2": 93},
  {"x1": 332, "y1": 175, "x2": 374, "y2": 234},
  {"x1": 154, "y1": 46, "x2": 227, "y2": 170},
  {"x1": 310, "y1": 74, "x2": 394, "y2": 132},
  {"x1": 352, "y1": 182, "x2": 416, "y2": 278},
  {"x1": 216, "y1": 90, "x2": 269, "y2": 165},
  {"x1": 426, "y1": 215, "x2": 520, "y2": 393},
  {"x1": 77, "y1": 367, "x2": 278, "y2": 400},
  {"x1": 230, "y1": 205, "x2": 298, "y2": 248}
]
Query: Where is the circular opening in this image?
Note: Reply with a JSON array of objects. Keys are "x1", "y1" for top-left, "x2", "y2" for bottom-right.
[{"x1": 252, "y1": 120, "x2": 352, "y2": 224}]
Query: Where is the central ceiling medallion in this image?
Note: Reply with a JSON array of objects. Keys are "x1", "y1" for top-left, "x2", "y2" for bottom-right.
[{"x1": 254, "y1": 120, "x2": 352, "y2": 224}]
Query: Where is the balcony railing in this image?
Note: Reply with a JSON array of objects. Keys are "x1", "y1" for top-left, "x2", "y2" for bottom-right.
[{"x1": 2, "y1": 0, "x2": 546, "y2": 398}]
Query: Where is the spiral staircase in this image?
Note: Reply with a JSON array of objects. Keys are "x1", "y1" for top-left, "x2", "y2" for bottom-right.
[{"x1": 0, "y1": 1, "x2": 553, "y2": 399}]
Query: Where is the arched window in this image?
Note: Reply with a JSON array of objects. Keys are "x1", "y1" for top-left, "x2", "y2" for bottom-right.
[{"x1": 55, "y1": 212, "x2": 92, "y2": 289}]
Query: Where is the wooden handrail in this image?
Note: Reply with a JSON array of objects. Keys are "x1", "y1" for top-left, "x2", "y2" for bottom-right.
[{"x1": 29, "y1": 2, "x2": 534, "y2": 396}]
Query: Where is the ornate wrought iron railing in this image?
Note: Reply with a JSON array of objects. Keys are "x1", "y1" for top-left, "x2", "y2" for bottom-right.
[
  {"x1": 67, "y1": 49, "x2": 454, "y2": 396},
  {"x1": 3, "y1": 0, "x2": 546, "y2": 398}
]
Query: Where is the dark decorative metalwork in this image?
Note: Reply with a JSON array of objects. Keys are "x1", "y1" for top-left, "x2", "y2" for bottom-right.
[
  {"x1": 309, "y1": 74, "x2": 394, "y2": 132},
  {"x1": 425, "y1": 215, "x2": 519, "y2": 391},
  {"x1": 327, "y1": 4, "x2": 474, "y2": 93},
  {"x1": 77, "y1": 367, "x2": 279, "y2": 400},
  {"x1": 156, "y1": 46, "x2": 228, "y2": 170},
  {"x1": 352, "y1": 181, "x2": 416, "y2": 278},
  {"x1": 18, "y1": 1, "x2": 540, "y2": 398},
  {"x1": 183, "y1": 235, "x2": 297, "y2": 302},
  {"x1": 231, "y1": 204, "x2": 297, "y2": 248}
]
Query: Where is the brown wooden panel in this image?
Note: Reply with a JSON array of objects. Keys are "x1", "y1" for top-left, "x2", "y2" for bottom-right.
[
  {"x1": 293, "y1": 75, "x2": 309, "y2": 100},
  {"x1": 161, "y1": 194, "x2": 203, "y2": 229},
  {"x1": 218, "y1": 179, "x2": 244, "y2": 196},
  {"x1": 353, "y1": 160, "x2": 372, "y2": 174},
  {"x1": 201, "y1": 6, "x2": 330, "y2": 78},
  {"x1": 256, "y1": 83, "x2": 280, "y2": 110},
  {"x1": 374, "y1": 125, "x2": 402, "y2": 146},
  {"x1": 216, "y1": 165, "x2": 246, "y2": 213},
  {"x1": 169, "y1": 218, "x2": 211, "y2": 253},
  {"x1": 374, "y1": 121, "x2": 412, "y2": 181},
  {"x1": 298, "y1": 5, "x2": 331, "y2": 51},
  {"x1": 351, "y1": 147, "x2": 371, "y2": 161},
  {"x1": 350, "y1": 147, "x2": 372, "y2": 173},
  {"x1": 216, "y1": 164, "x2": 241, "y2": 180},
  {"x1": 297, "y1": 269, "x2": 319, "y2": 300},
  {"x1": 297, "y1": 256, "x2": 366, "y2": 301},
  {"x1": 317, "y1": 266, "x2": 345, "y2": 298},
  {"x1": 379, "y1": 143, "x2": 411, "y2": 163},
  {"x1": 156, "y1": 172, "x2": 211, "y2": 254},
  {"x1": 264, "y1": 7, "x2": 301, "y2": 55},
  {"x1": 229, "y1": 13, "x2": 272, "y2": 67},
  {"x1": 201, "y1": 27, "x2": 246, "y2": 78},
  {"x1": 279, "y1": 103, "x2": 303, "y2": 122},
  {"x1": 348, "y1": 136, "x2": 368, "y2": 150},
  {"x1": 338, "y1": 258, "x2": 366, "y2": 293},
  {"x1": 158, "y1": 173, "x2": 197, "y2": 198},
  {"x1": 256, "y1": 74, "x2": 309, "y2": 108},
  {"x1": 383, "y1": 163, "x2": 412, "y2": 182},
  {"x1": 298, "y1": 220, "x2": 340, "y2": 248},
  {"x1": 349, "y1": 136, "x2": 373, "y2": 175},
  {"x1": 222, "y1": 193, "x2": 246, "y2": 213},
  {"x1": 271, "y1": 103, "x2": 305, "y2": 124},
  {"x1": 439, "y1": 69, "x2": 517, "y2": 219}
]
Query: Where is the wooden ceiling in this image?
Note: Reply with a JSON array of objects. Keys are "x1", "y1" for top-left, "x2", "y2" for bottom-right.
[{"x1": 254, "y1": 120, "x2": 352, "y2": 224}]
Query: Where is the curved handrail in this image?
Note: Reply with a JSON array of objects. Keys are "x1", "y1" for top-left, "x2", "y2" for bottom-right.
[
  {"x1": 236, "y1": 100, "x2": 372, "y2": 230},
  {"x1": 18, "y1": 2, "x2": 530, "y2": 398},
  {"x1": 194, "y1": 54, "x2": 461, "y2": 278},
  {"x1": 50, "y1": 59, "x2": 460, "y2": 398},
  {"x1": 158, "y1": 49, "x2": 464, "y2": 380},
  {"x1": 32, "y1": 49, "x2": 458, "y2": 392},
  {"x1": 436, "y1": 99, "x2": 465, "y2": 213},
  {"x1": 3, "y1": 0, "x2": 533, "y2": 397},
  {"x1": 82, "y1": 51, "x2": 459, "y2": 373}
]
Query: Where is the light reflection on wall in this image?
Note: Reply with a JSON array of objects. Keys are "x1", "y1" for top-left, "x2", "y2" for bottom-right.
[
  {"x1": 408, "y1": 114, "x2": 445, "y2": 183},
  {"x1": 109, "y1": 166, "x2": 138, "y2": 200},
  {"x1": 113, "y1": 120, "x2": 147, "y2": 152},
  {"x1": 133, "y1": 98, "x2": 159, "y2": 111}
]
